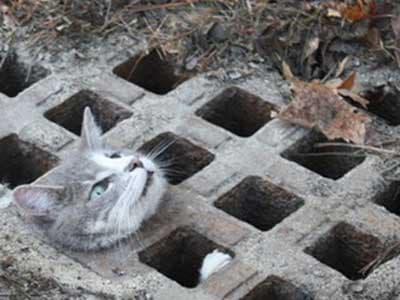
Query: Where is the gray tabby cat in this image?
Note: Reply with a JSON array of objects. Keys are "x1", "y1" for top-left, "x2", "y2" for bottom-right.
[{"x1": 13, "y1": 107, "x2": 167, "y2": 251}]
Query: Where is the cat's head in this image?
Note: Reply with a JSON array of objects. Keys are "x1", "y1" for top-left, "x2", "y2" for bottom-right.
[{"x1": 13, "y1": 107, "x2": 167, "y2": 251}]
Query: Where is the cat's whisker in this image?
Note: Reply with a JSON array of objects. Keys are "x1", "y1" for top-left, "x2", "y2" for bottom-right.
[{"x1": 146, "y1": 138, "x2": 177, "y2": 161}]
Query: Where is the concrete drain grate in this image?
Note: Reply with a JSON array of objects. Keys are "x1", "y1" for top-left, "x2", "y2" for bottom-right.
[
  {"x1": 138, "y1": 132, "x2": 215, "y2": 185},
  {"x1": 0, "y1": 134, "x2": 59, "y2": 188},
  {"x1": 304, "y1": 222, "x2": 388, "y2": 280},
  {"x1": 241, "y1": 275, "x2": 313, "y2": 300},
  {"x1": 281, "y1": 131, "x2": 366, "y2": 180},
  {"x1": 0, "y1": 52, "x2": 49, "y2": 97},
  {"x1": 113, "y1": 48, "x2": 190, "y2": 95},
  {"x1": 44, "y1": 90, "x2": 132, "y2": 135},
  {"x1": 196, "y1": 87, "x2": 277, "y2": 137},
  {"x1": 214, "y1": 176, "x2": 304, "y2": 231},
  {"x1": 138, "y1": 226, "x2": 233, "y2": 288}
]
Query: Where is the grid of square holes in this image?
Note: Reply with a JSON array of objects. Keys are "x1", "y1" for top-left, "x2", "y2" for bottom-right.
[
  {"x1": 304, "y1": 222, "x2": 391, "y2": 280},
  {"x1": 0, "y1": 52, "x2": 49, "y2": 97},
  {"x1": 0, "y1": 134, "x2": 59, "y2": 188},
  {"x1": 138, "y1": 132, "x2": 215, "y2": 185},
  {"x1": 113, "y1": 48, "x2": 190, "y2": 95},
  {"x1": 215, "y1": 176, "x2": 304, "y2": 231},
  {"x1": 44, "y1": 90, "x2": 132, "y2": 136},
  {"x1": 138, "y1": 227, "x2": 233, "y2": 288},
  {"x1": 196, "y1": 87, "x2": 277, "y2": 137},
  {"x1": 10, "y1": 49, "x2": 392, "y2": 299},
  {"x1": 281, "y1": 131, "x2": 366, "y2": 180}
]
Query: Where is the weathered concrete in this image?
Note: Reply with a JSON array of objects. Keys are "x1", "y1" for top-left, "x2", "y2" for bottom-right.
[{"x1": 1, "y1": 36, "x2": 400, "y2": 300}]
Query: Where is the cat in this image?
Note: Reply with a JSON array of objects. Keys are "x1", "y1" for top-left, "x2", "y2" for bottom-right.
[
  {"x1": 12, "y1": 107, "x2": 232, "y2": 281},
  {"x1": 13, "y1": 107, "x2": 167, "y2": 251}
]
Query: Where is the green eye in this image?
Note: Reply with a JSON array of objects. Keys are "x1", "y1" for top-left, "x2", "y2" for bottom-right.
[{"x1": 89, "y1": 182, "x2": 109, "y2": 201}]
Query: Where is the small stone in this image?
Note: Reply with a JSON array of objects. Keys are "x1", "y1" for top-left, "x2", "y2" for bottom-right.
[{"x1": 207, "y1": 22, "x2": 228, "y2": 43}]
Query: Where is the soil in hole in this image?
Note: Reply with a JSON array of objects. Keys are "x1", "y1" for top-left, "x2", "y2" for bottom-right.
[
  {"x1": 241, "y1": 275, "x2": 313, "y2": 300},
  {"x1": 138, "y1": 227, "x2": 232, "y2": 288},
  {"x1": 0, "y1": 52, "x2": 49, "y2": 97},
  {"x1": 281, "y1": 132, "x2": 365, "y2": 180},
  {"x1": 215, "y1": 176, "x2": 304, "y2": 231},
  {"x1": 0, "y1": 135, "x2": 59, "y2": 188},
  {"x1": 113, "y1": 49, "x2": 190, "y2": 95},
  {"x1": 196, "y1": 87, "x2": 276, "y2": 137},
  {"x1": 304, "y1": 222, "x2": 384, "y2": 280},
  {"x1": 44, "y1": 90, "x2": 132, "y2": 135},
  {"x1": 138, "y1": 132, "x2": 215, "y2": 185}
]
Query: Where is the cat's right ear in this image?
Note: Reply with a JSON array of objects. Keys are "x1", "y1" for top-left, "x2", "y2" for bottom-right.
[
  {"x1": 13, "y1": 185, "x2": 65, "y2": 219},
  {"x1": 80, "y1": 107, "x2": 103, "y2": 151}
]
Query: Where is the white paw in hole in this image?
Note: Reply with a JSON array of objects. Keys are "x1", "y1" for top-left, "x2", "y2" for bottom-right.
[{"x1": 199, "y1": 249, "x2": 232, "y2": 282}]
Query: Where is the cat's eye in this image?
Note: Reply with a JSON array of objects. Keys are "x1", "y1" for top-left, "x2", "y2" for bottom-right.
[{"x1": 89, "y1": 180, "x2": 110, "y2": 201}]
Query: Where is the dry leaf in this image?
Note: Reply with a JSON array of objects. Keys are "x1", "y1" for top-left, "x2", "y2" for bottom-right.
[
  {"x1": 339, "y1": 0, "x2": 376, "y2": 22},
  {"x1": 337, "y1": 71, "x2": 356, "y2": 90},
  {"x1": 335, "y1": 56, "x2": 350, "y2": 78},
  {"x1": 282, "y1": 60, "x2": 294, "y2": 81},
  {"x1": 304, "y1": 37, "x2": 320, "y2": 60},
  {"x1": 325, "y1": 0, "x2": 376, "y2": 22},
  {"x1": 279, "y1": 80, "x2": 370, "y2": 144}
]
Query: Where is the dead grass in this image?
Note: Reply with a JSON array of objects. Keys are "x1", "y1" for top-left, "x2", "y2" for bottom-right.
[{"x1": 0, "y1": 0, "x2": 394, "y2": 74}]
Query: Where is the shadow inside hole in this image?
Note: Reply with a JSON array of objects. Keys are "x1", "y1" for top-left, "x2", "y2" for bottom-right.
[
  {"x1": 240, "y1": 275, "x2": 313, "y2": 300},
  {"x1": 362, "y1": 86, "x2": 400, "y2": 126},
  {"x1": 304, "y1": 222, "x2": 385, "y2": 280},
  {"x1": 44, "y1": 90, "x2": 132, "y2": 135},
  {"x1": 374, "y1": 181, "x2": 400, "y2": 216},
  {"x1": 196, "y1": 87, "x2": 277, "y2": 137},
  {"x1": 113, "y1": 49, "x2": 190, "y2": 95},
  {"x1": 281, "y1": 132, "x2": 366, "y2": 180},
  {"x1": 0, "y1": 52, "x2": 49, "y2": 97},
  {"x1": 138, "y1": 132, "x2": 215, "y2": 185},
  {"x1": 215, "y1": 176, "x2": 304, "y2": 231},
  {"x1": 138, "y1": 227, "x2": 233, "y2": 288},
  {"x1": 0, "y1": 134, "x2": 59, "y2": 188}
]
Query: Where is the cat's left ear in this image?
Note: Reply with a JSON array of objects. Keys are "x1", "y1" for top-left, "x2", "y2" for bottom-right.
[
  {"x1": 80, "y1": 107, "x2": 103, "y2": 150},
  {"x1": 13, "y1": 185, "x2": 66, "y2": 219}
]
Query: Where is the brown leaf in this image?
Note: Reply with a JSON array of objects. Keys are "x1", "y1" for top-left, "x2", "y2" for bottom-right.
[
  {"x1": 339, "y1": 0, "x2": 376, "y2": 22},
  {"x1": 337, "y1": 71, "x2": 356, "y2": 90},
  {"x1": 278, "y1": 80, "x2": 370, "y2": 144},
  {"x1": 282, "y1": 60, "x2": 294, "y2": 81}
]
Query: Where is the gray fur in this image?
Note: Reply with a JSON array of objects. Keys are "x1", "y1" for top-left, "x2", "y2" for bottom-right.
[{"x1": 13, "y1": 107, "x2": 167, "y2": 251}]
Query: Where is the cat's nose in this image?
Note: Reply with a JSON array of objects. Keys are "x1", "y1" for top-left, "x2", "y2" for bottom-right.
[{"x1": 127, "y1": 159, "x2": 144, "y2": 171}]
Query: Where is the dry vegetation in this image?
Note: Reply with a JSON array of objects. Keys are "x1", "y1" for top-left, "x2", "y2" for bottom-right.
[{"x1": 0, "y1": 0, "x2": 398, "y2": 74}]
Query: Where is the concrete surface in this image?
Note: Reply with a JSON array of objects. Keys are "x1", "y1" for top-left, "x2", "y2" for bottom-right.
[{"x1": 0, "y1": 35, "x2": 400, "y2": 300}]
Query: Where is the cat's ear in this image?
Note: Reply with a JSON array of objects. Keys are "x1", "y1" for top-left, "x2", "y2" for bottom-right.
[
  {"x1": 80, "y1": 107, "x2": 103, "y2": 150},
  {"x1": 13, "y1": 185, "x2": 65, "y2": 218}
]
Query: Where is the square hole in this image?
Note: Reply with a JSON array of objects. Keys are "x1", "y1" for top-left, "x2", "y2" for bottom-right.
[
  {"x1": 356, "y1": 86, "x2": 400, "y2": 126},
  {"x1": 138, "y1": 227, "x2": 233, "y2": 288},
  {"x1": 138, "y1": 132, "x2": 215, "y2": 185},
  {"x1": 304, "y1": 222, "x2": 385, "y2": 280},
  {"x1": 0, "y1": 135, "x2": 59, "y2": 188},
  {"x1": 44, "y1": 90, "x2": 132, "y2": 136},
  {"x1": 113, "y1": 48, "x2": 189, "y2": 95},
  {"x1": 241, "y1": 275, "x2": 313, "y2": 300},
  {"x1": 0, "y1": 52, "x2": 49, "y2": 97},
  {"x1": 195, "y1": 87, "x2": 277, "y2": 137},
  {"x1": 281, "y1": 132, "x2": 366, "y2": 180},
  {"x1": 373, "y1": 181, "x2": 400, "y2": 216},
  {"x1": 214, "y1": 176, "x2": 304, "y2": 231}
]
